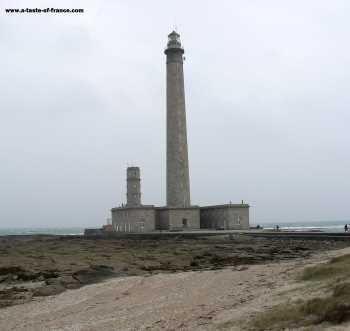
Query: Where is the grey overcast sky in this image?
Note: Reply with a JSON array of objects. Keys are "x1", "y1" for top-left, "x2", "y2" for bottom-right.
[{"x1": 1, "y1": 0, "x2": 349, "y2": 227}]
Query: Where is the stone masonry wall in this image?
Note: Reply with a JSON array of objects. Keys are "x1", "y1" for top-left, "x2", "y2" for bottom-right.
[
  {"x1": 200, "y1": 205, "x2": 249, "y2": 230},
  {"x1": 156, "y1": 209, "x2": 170, "y2": 230},
  {"x1": 156, "y1": 207, "x2": 200, "y2": 230},
  {"x1": 126, "y1": 167, "x2": 141, "y2": 207},
  {"x1": 166, "y1": 45, "x2": 191, "y2": 207},
  {"x1": 111, "y1": 207, "x2": 156, "y2": 232}
]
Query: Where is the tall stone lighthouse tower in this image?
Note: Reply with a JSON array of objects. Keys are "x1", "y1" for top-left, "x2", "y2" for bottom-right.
[{"x1": 165, "y1": 31, "x2": 191, "y2": 208}]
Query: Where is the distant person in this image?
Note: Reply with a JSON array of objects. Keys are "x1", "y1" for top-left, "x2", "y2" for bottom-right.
[
  {"x1": 345, "y1": 224, "x2": 348, "y2": 232},
  {"x1": 276, "y1": 225, "x2": 280, "y2": 231}
]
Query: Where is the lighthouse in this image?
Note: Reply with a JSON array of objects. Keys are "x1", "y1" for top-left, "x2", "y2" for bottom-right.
[{"x1": 165, "y1": 31, "x2": 191, "y2": 208}]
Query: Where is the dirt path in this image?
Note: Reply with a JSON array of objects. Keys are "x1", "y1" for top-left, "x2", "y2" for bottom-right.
[{"x1": 1, "y1": 247, "x2": 350, "y2": 331}]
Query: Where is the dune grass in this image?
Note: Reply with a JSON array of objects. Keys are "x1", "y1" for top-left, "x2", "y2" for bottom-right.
[
  {"x1": 300, "y1": 254, "x2": 350, "y2": 282},
  {"x1": 250, "y1": 254, "x2": 350, "y2": 330}
]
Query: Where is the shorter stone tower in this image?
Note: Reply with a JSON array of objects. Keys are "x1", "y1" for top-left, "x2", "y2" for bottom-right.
[{"x1": 126, "y1": 167, "x2": 141, "y2": 207}]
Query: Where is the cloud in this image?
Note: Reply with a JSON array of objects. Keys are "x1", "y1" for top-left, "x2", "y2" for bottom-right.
[{"x1": 0, "y1": 0, "x2": 349, "y2": 227}]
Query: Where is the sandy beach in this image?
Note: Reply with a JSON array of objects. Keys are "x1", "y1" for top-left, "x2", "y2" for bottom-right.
[
  {"x1": 1, "y1": 234, "x2": 349, "y2": 307},
  {"x1": 1, "y1": 244, "x2": 350, "y2": 331},
  {"x1": 1, "y1": 234, "x2": 350, "y2": 330}
]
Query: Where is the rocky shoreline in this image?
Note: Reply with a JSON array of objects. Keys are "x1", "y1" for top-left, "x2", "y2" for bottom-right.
[{"x1": 1, "y1": 234, "x2": 349, "y2": 309}]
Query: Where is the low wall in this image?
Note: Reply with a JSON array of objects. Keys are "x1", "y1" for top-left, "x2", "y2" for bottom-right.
[{"x1": 84, "y1": 228, "x2": 104, "y2": 236}]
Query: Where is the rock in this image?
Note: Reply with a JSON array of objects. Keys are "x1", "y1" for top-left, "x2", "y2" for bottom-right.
[
  {"x1": 46, "y1": 276, "x2": 80, "y2": 289},
  {"x1": 236, "y1": 266, "x2": 249, "y2": 271},
  {"x1": 0, "y1": 266, "x2": 25, "y2": 275},
  {"x1": 33, "y1": 284, "x2": 65, "y2": 297},
  {"x1": 294, "y1": 246, "x2": 309, "y2": 251},
  {"x1": 0, "y1": 287, "x2": 32, "y2": 307},
  {"x1": 72, "y1": 265, "x2": 115, "y2": 285},
  {"x1": 0, "y1": 275, "x2": 8, "y2": 283},
  {"x1": 0, "y1": 267, "x2": 37, "y2": 282},
  {"x1": 40, "y1": 270, "x2": 59, "y2": 279}
]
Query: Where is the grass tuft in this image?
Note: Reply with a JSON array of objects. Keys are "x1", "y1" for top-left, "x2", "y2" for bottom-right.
[
  {"x1": 250, "y1": 255, "x2": 350, "y2": 330},
  {"x1": 253, "y1": 303, "x2": 306, "y2": 330},
  {"x1": 300, "y1": 254, "x2": 350, "y2": 282}
]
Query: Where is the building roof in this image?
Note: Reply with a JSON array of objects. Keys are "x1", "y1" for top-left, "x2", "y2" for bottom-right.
[{"x1": 200, "y1": 204, "x2": 250, "y2": 210}]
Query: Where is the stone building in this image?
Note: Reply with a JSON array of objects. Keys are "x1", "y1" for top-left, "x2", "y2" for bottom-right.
[
  {"x1": 200, "y1": 204, "x2": 250, "y2": 230},
  {"x1": 111, "y1": 31, "x2": 250, "y2": 232},
  {"x1": 111, "y1": 167, "x2": 156, "y2": 232}
]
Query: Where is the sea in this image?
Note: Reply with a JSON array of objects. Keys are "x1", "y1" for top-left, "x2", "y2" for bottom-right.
[
  {"x1": 254, "y1": 220, "x2": 350, "y2": 233},
  {"x1": 0, "y1": 227, "x2": 85, "y2": 236},
  {"x1": 0, "y1": 221, "x2": 349, "y2": 236}
]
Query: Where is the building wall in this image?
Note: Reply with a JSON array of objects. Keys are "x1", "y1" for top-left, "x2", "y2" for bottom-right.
[
  {"x1": 156, "y1": 207, "x2": 200, "y2": 230},
  {"x1": 200, "y1": 204, "x2": 249, "y2": 230},
  {"x1": 111, "y1": 205, "x2": 249, "y2": 232},
  {"x1": 111, "y1": 207, "x2": 156, "y2": 232},
  {"x1": 156, "y1": 209, "x2": 169, "y2": 230}
]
